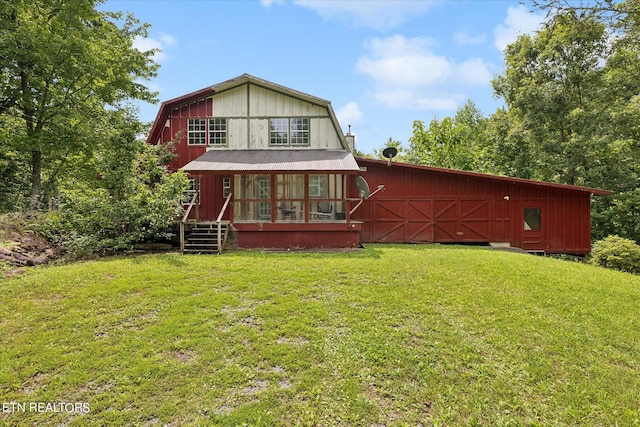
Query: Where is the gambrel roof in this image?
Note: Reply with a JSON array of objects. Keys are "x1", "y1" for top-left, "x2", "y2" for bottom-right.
[{"x1": 147, "y1": 73, "x2": 349, "y2": 150}]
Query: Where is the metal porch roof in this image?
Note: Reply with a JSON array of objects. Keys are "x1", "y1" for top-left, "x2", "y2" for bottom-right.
[{"x1": 182, "y1": 149, "x2": 360, "y2": 173}]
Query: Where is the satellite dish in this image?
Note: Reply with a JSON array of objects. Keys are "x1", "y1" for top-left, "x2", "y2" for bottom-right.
[
  {"x1": 382, "y1": 147, "x2": 398, "y2": 159},
  {"x1": 382, "y1": 147, "x2": 398, "y2": 166},
  {"x1": 355, "y1": 176, "x2": 371, "y2": 199}
]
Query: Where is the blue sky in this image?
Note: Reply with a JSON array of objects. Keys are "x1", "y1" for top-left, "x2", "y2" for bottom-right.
[{"x1": 103, "y1": 0, "x2": 545, "y2": 154}]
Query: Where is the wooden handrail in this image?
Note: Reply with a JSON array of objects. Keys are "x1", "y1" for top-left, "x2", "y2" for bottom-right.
[
  {"x1": 181, "y1": 190, "x2": 199, "y2": 223},
  {"x1": 216, "y1": 192, "x2": 232, "y2": 254},
  {"x1": 216, "y1": 192, "x2": 232, "y2": 223}
]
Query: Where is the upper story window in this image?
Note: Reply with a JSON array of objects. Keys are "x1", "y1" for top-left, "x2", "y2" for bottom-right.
[
  {"x1": 269, "y1": 118, "x2": 309, "y2": 146},
  {"x1": 188, "y1": 119, "x2": 207, "y2": 145},
  {"x1": 188, "y1": 118, "x2": 227, "y2": 146},
  {"x1": 209, "y1": 118, "x2": 227, "y2": 146}
]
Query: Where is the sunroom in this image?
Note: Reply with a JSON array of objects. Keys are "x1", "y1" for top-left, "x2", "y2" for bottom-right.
[
  {"x1": 180, "y1": 149, "x2": 362, "y2": 250},
  {"x1": 234, "y1": 173, "x2": 348, "y2": 223}
]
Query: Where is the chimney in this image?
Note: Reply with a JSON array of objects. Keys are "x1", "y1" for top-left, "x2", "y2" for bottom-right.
[{"x1": 345, "y1": 125, "x2": 355, "y2": 152}]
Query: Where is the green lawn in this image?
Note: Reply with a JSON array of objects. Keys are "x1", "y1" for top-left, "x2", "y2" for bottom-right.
[{"x1": 1, "y1": 245, "x2": 639, "y2": 426}]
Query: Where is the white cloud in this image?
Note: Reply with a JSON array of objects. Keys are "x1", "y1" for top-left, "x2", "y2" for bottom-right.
[
  {"x1": 356, "y1": 35, "x2": 450, "y2": 89},
  {"x1": 356, "y1": 35, "x2": 493, "y2": 111},
  {"x1": 291, "y1": 0, "x2": 440, "y2": 30},
  {"x1": 336, "y1": 101, "x2": 363, "y2": 129},
  {"x1": 133, "y1": 33, "x2": 178, "y2": 63},
  {"x1": 374, "y1": 90, "x2": 461, "y2": 111},
  {"x1": 452, "y1": 31, "x2": 486, "y2": 46},
  {"x1": 159, "y1": 32, "x2": 177, "y2": 47},
  {"x1": 455, "y1": 58, "x2": 493, "y2": 85},
  {"x1": 494, "y1": 5, "x2": 544, "y2": 51}
]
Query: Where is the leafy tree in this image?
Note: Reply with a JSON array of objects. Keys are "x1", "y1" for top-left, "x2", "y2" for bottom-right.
[
  {"x1": 37, "y1": 108, "x2": 189, "y2": 257},
  {"x1": 492, "y1": 12, "x2": 608, "y2": 185},
  {"x1": 532, "y1": 0, "x2": 640, "y2": 26},
  {"x1": 0, "y1": 0, "x2": 158, "y2": 210},
  {"x1": 0, "y1": 114, "x2": 30, "y2": 211},
  {"x1": 491, "y1": 7, "x2": 640, "y2": 242},
  {"x1": 407, "y1": 100, "x2": 490, "y2": 171}
]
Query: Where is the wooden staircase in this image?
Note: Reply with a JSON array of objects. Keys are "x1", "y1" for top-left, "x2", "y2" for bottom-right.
[
  {"x1": 179, "y1": 191, "x2": 233, "y2": 255},
  {"x1": 183, "y1": 221, "x2": 230, "y2": 254}
]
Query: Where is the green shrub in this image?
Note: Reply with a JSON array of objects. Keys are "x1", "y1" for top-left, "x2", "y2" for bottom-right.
[
  {"x1": 589, "y1": 235, "x2": 640, "y2": 274},
  {"x1": 35, "y1": 171, "x2": 188, "y2": 258}
]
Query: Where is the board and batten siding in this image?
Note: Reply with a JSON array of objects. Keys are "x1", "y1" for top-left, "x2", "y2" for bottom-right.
[
  {"x1": 354, "y1": 158, "x2": 598, "y2": 255},
  {"x1": 217, "y1": 83, "x2": 341, "y2": 150},
  {"x1": 165, "y1": 82, "x2": 343, "y2": 156}
]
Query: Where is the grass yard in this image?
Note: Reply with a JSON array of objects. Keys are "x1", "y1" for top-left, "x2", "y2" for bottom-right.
[{"x1": 1, "y1": 244, "x2": 639, "y2": 426}]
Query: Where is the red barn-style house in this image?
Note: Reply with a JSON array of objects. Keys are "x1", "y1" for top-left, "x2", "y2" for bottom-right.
[
  {"x1": 354, "y1": 159, "x2": 612, "y2": 255},
  {"x1": 147, "y1": 74, "x2": 612, "y2": 254}
]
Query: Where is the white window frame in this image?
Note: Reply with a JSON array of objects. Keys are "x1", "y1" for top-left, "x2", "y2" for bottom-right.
[
  {"x1": 290, "y1": 118, "x2": 310, "y2": 145},
  {"x1": 182, "y1": 177, "x2": 200, "y2": 204},
  {"x1": 222, "y1": 177, "x2": 231, "y2": 197},
  {"x1": 269, "y1": 118, "x2": 309, "y2": 146},
  {"x1": 208, "y1": 118, "x2": 227, "y2": 146},
  {"x1": 308, "y1": 175, "x2": 327, "y2": 198},
  {"x1": 187, "y1": 119, "x2": 207, "y2": 145}
]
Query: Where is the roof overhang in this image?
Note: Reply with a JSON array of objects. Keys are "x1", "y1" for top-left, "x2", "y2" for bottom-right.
[
  {"x1": 182, "y1": 149, "x2": 360, "y2": 174},
  {"x1": 356, "y1": 157, "x2": 614, "y2": 196}
]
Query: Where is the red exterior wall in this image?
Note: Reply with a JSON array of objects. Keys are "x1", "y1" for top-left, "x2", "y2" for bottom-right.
[
  {"x1": 182, "y1": 174, "x2": 230, "y2": 222},
  {"x1": 234, "y1": 222, "x2": 361, "y2": 249},
  {"x1": 353, "y1": 159, "x2": 594, "y2": 255},
  {"x1": 159, "y1": 99, "x2": 213, "y2": 171},
  {"x1": 158, "y1": 98, "x2": 228, "y2": 222}
]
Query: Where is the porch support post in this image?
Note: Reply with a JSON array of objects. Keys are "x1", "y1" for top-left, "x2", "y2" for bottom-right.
[
  {"x1": 179, "y1": 221, "x2": 185, "y2": 253},
  {"x1": 195, "y1": 175, "x2": 200, "y2": 222}
]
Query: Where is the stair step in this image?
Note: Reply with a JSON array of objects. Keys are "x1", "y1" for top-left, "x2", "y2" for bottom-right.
[
  {"x1": 181, "y1": 221, "x2": 230, "y2": 254},
  {"x1": 190, "y1": 228, "x2": 224, "y2": 232}
]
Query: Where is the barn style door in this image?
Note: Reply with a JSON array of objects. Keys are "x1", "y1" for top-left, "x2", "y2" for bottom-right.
[
  {"x1": 433, "y1": 199, "x2": 491, "y2": 242},
  {"x1": 364, "y1": 199, "x2": 434, "y2": 243},
  {"x1": 362, "y1": 198, "x2": 493, "y2": 244}
]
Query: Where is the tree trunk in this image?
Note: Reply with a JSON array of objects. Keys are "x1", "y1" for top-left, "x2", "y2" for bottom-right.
[{"x1": 29, "y1": 150, "x2": 42, "y2": 211}]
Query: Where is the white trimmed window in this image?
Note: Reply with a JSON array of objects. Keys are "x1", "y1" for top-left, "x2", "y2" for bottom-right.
[
  {"x1": 182, "y1": 178, "x2": 200, "y2": 204},
  {"x1": 308, "y1": 175, "x2": 327, "y2": 198},
  {"x1": 290, "y1": 118, "x2": 309, "y2": 145},
  {"x1": 209, "y1": 118, "x2": 227, "y2": 146},
  {"x1": 269, "y1": 118, "x2": 309, "y2": 146},
  {"x1": 269, "y1": 118, "x2": 289, "y2": 145},
  {"x1": 188, "y1": 119, "x2": 207, "y2": 145},
  {"x1": 222, "y1": 177, "x2": 231, "y2": 197},
  {"x1": 188, "y1": 118, "x2": 228, "y2": 145}
]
